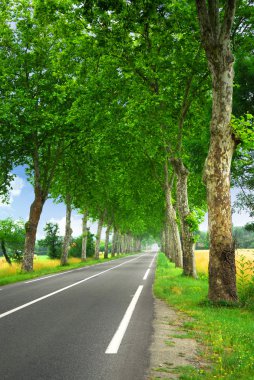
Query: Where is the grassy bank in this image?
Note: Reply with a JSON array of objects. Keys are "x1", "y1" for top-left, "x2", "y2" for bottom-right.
[
  {"x1": 154, "y1": 253, "x2": 254, "y2": 380},
  {"x1": 0, "y1": 253, "x2": 136, "y2": 286}
]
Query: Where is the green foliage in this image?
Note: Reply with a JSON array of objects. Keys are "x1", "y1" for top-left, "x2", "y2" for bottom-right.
[
  {"x1": 196, "y1": 230, "x2": 209, "y2": 249},
  {"x1": 38, "y1": 223, "x2": 62, "y2": 259},
  {"x1": 231, "y1": 114, "x2": 254, "y2": 149},
  {"x1": 0, "y1": 218, "x2": 25, "y2": 263},
  {"x1": 232, "y1": 150, "x2": 254, "y2": 219},
  {"x1": 11, "y1": 250, "x2": 24, "y2": 264},
  {"x1": 185, "y1": 208, "x2": 206, "y2": 242},
  {"x1": 245, "y1": 222, "x2": 254, "y2": 232},
  {"x1": 196, "y1": 226, "x2": 254, "y2": 249},
  {"x1": 233, "y1": 226, "x2": 254, "y2": 248},
  {"x1": 69, "y1": 232, "x2": 95, "y2": 258},
  {"x1": 236, "y1": 254, "x2": 254, "y2": 310},
  {"x1": 0, "y1": 0, "x2": 252, "y2": 278},
  {"x1": 99, "y1": 240, "x2": 112, "y2": 253}
]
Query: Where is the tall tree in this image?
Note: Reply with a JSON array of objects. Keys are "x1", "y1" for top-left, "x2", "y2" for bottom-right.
[
  {"x1": 60, "y1": 193, "x2": 73, "y2": 266},
  {"x1": 195, "y1": 0, "x2": 238, "y2": 302},
  {"x1": 81, "y1": 210, "x2": 89, "y2": 261}
]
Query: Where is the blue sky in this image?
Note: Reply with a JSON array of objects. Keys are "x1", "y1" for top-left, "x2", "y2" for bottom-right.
[
  {"x1": 0, "y1": 166, "x2": 252, "y2": 239},
  {"x1": 0, "y1": 166, "x2": 101, "y2": 239}
]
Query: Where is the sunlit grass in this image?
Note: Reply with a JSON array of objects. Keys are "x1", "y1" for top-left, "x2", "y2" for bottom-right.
[{"x1": 154, "y1": 253, "x2": 254, "y2": 380}]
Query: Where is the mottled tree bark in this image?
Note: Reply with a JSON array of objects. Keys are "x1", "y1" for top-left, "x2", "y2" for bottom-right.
[
  {"x1": 171, "y1": 158, "x2": 197, "y2": 278},
  {"x1": 164, "y1": 162, "x2": 183, "y2": 268},
  {"x1": 81, "y1": 210, "x2": 89, "y2": 261},
  {"x1": 61, "y1": 194, "x2": 72, "y2": 266},
  {"x1": 22, "y1": 188, "x2": 45, "y2": 272},
  {"x1": 111, "y1": 228, "x2": 117, "y2": 257},
  {"x1": 160, "y1": 230, "x2": 165, "y2": 253},
  {"x1": 94, "y1": 215, "x2": 104, "y2": 259},
  {"x1": 116, "y1": 232, "x2": 122, "y2": 255},
  {"x1": 196, "y1": 0, "x2": 237, "y2": 301},
  {"x1": 104, "y1": 223, "x2": 111, "y2": 259},
  {"x1": 164, "y1": 217, "x2": 171, "y2": 259},
  {"x1": 129, "y1": 236, "x2": 134, "y2": 252}
]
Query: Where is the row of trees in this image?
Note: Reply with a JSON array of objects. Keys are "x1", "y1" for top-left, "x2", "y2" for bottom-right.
[
  {"x1": 0, "y1": 218, "x2": 140, "y2": 263},
  {"x1": 0, "y1": 1, "x2": 253, "y2": 302}
]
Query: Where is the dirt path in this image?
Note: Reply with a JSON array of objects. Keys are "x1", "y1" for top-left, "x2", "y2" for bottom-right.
[{"x1": 147, "y1": 298, "x2": 210, "y2": 379}]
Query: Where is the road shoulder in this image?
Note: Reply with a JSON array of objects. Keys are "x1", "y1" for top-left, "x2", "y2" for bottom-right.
[{"x1": 147, "y1": 298, "x2": 210, "y2": 379}]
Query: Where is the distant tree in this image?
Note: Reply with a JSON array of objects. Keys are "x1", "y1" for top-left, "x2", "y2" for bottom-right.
[
  {"x1": 196, "y1": 231, "x2": 209, "y2": 250},
  {"x1": 38, "y1": 223, "x2": 62, "y2": 259},
  {"x1": 245, "y1": 223, "x2": 254, "y2": 233},
  {"x1": 0, "y1": 218, "x2": 25, "y2": 265},
  {"x1": 233, "y1": 226, "x2": 254, "y2": 249},
  {"x1": 69, "y1": 232, "x2": 95, "y2": 258}
]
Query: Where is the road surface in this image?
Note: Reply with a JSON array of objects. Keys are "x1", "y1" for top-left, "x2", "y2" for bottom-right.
[{"x1": 0, "y1": 252, "x2": 157, "y2": 380}]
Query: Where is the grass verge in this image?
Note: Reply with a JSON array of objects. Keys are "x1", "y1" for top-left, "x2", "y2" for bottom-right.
[
  {"x1": 153, "y1": 252, "x2": 254, "y2": 380},
  {"x1": 0, "y1": 253, "x2": 137, "y2": 286}
]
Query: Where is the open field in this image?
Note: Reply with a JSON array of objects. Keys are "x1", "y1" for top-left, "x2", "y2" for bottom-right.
[
  {"x1": 195, "y1": 249, "x2": 254, "y2": 280},
  {"x1": 0, "y1": 255, "x2": 81, "y2": 277}
]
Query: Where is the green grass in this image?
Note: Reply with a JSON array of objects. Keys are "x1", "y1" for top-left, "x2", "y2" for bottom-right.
[
  {"x1": 154, "y1": 253, "x2": 254, "y2": 380},
  {"x1": 0, "y1": 253, "x2": 137, "y2": 286}
]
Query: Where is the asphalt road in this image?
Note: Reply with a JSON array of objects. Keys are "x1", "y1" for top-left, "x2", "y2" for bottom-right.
[{"x1": 0, "y1": 252, "x2": 157, "y2": 380}]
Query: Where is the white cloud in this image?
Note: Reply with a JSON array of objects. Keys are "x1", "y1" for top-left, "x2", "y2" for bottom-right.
[
  {"x1": 47, "y1": 213, "x2": 107, "y2": 239},
  {"x1": 49, "y1": 213, "x2": 83, "y2": 237},
  {"x1": 0, "y1": 176, "x2": 25, "y2": 208}
]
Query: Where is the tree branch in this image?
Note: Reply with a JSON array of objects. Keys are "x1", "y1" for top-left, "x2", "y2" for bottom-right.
[
  {"x1": 220, "y1": 0, "x2": 237, "y2": 41},
  {"x1": 195, "y1": 0, "x2": 213, "y2": 44}
]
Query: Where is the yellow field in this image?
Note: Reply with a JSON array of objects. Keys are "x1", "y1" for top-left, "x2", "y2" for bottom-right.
[
  {"x1": 0, "y1": 255, "x2": 82, "y2": 277},
  {"x1": 195, "y1": 249, "x2": 254, "y2": 280}
]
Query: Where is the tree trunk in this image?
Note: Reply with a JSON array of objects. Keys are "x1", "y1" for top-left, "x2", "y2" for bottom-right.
[
  {"x1": 104, "y1": 224, "x2": 111, "y2": 259},
  {"x1": 94, "y1": 216, "x2": 103, "y2": 259},
  {"x1": 205, "y1": 69, "x2": 237, "y2": 301},
  {"x1": 111, "y1": 228, "x2": 117, "y2": 257},
  {"x1": 22, "y1": 190, "x2": 45, "y2": 272},
  {"x1": 116, "y1": 231, "x2": 121, "y2": 255},
  {"x1": 61, "y1": 194, "x2": 72, "y2": 266},
  {"x1": 81, "y1": 210, "x2": 89, "y2": 262},
  {"x1": 123, "y1": 234, "x2": 128, "y2": 254},
  {"x1": 164, "y1": 217, "x2": 171, "y2": 258},
  {"x1": 171, "y1": 158, "x2": 197, "y2": 278},
  {"x1": 196, "y1": 0, "x2": 237, "y2": 302},
  {"x1": 160, "y1": 229, "x2": 165, "y2": 254},
  {"x1": 129, "y1": 236, "x2": 134, "y2": 252},
  {"x1": 1, "y1": 240, "x2": 12, "y2": 265},
  {"x1": 165, "y1": 183, "x2": 183, "y2": 268}
]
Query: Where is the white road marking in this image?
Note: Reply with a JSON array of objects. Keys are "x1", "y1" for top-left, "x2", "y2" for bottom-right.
[
  {"x1": 0, "y1": 255, "x2": 145, "y2": 320},
  {"x1": 149, "y1": 254, "x2": 157, "y2": 268},
  {"x1": 143, "y1": 268, "x2": 150, "y2": 280},
  {"x1": 25, "y1": 255, "x2": 140, "y2": 283},
  {"x1": 25, "y1": 271, "x2": 76, "y2": 283},
  {"x1": 105, "y1": 285, "x2": 143, "y2": 354}
]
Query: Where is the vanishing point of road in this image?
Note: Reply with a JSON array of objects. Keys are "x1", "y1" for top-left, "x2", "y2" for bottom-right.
[{"x1": 0, "y1": 252, "x2": 157, "y2": 380}]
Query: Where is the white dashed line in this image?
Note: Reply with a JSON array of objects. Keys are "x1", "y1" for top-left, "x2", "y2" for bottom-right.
[
  {"x1": 149, "y1": 254, "x2": 157, "y2": 268},
  {"x1": 143, "y1": 268, "x2": 150, "y2": 280},
  {"x1": 105, "y1": 285, "x2": 143, "y2": 354},
  {"x1": 0, "y1": 255, "x2": 144, "y2": 320}
]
